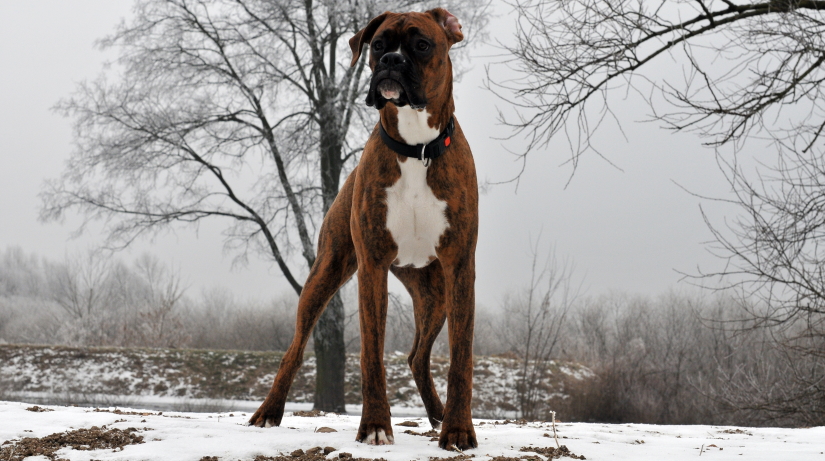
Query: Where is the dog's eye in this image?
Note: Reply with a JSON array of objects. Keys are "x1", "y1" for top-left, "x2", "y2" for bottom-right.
[
  {"x1": 416, "y1": 40, "x2": 430, "y2": 52},
  {"x1": 372, "y1": 40, "x2": 385, "y2": 52}
]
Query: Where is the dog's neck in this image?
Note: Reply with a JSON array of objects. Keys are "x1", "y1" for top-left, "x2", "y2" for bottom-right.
[{"x1": 379, "y1": 82, "x2": 455, "y2": 146}]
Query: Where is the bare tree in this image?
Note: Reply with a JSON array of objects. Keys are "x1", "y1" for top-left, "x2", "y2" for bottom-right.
[
  {"x1": 0, "y1": 247, "x2": 46, "y2": 298},
  {"x1": 493, "y1": 0, "x2": 825, "y2": 423},
  {"x1": 697, "y1": 152, "x2": 825, "y2": 424},
  {"x1": 50, "y1": 252, "x2": 117, "y2": 321},
  {"x1": 127, "y1": 254, "x2": 188, "y2": 347},
  {"x1": 44, "y1": 251, "x2": 185, "y2": 347},
  {"x1": 185, "y1": 287, "x2": 297, "y2": 351},
  {"x1": 492, "y1": 0, "x2": 825, "y2": 164},
  {"x1": 501, "y1": 241, "x2": 578, "y2": 420},
  {"x1": 42, "y1": 0, "x2": 486, "y2": 411},
  {"x1": 384, "y1": 292, "x2": 417, "y2": 354}
]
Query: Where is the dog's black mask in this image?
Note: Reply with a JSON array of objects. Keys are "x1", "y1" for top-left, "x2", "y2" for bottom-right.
[{"x1": 366, "y1": 52, "x2": 428, "y2": 110}]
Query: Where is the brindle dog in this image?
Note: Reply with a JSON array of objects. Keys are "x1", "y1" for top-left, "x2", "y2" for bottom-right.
[{"x1": 249, "y1": 8, "x2": 478, "y2": 451}]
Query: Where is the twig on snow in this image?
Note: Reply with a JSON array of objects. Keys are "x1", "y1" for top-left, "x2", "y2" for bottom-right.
[{"x1": 551, "y1": 411, "x2": 560, "y2": 449}]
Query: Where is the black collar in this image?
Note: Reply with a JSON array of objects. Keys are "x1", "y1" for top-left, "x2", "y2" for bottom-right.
[{"x1": 379, "y1": 117, "x2": 455, "y2": 163}]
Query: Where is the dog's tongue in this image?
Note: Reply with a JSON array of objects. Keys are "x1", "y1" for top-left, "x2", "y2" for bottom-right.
[{"x1": 378, "y1": 79, "x2": 403, "y2": 100}]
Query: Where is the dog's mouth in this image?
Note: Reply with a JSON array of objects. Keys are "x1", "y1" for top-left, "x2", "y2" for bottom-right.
[
  {"x1": 367, "y1": 70, "x2": 427, "y2": 110},
  {"x1": 378, "y1": 79, "x2": 404, "y2": 101}
]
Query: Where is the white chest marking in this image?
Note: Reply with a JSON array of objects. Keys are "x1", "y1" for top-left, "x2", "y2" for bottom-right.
[
  {"x1": 385, "y1": 107, "x2": 448, "y2": 268},
  {"x1": 385, "y1": 158, "x2": 449, "y2": 267},
  {"x1": 396, "y1": 105, "x2": 440, "y2": 145}
]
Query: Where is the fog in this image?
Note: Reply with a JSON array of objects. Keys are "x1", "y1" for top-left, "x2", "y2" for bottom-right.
[{"x1": 0, "y1": 1, "x2": 735, "y2": 306}]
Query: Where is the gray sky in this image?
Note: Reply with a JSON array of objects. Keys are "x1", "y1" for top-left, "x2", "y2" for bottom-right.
[{"x1": 0, "y1": 1, "x2": 736, "y2": 307}]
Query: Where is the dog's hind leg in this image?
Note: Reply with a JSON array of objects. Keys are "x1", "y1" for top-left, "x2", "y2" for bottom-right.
[
  {"x1": 391, "y1": 262, "x2": 447, "y2": 429},
  {"x1": 248, "y1": 173, "x2": 357, "y2": 428}
]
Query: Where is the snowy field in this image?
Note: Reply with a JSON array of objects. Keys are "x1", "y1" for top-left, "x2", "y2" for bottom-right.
[{"x1": 1, "y1": 401, "x2": 823, "y2": 461}]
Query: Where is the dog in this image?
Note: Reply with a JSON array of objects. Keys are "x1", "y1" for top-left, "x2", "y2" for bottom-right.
[{"x1": 248, "y1": 8, "x2": 478, "y2": 451}]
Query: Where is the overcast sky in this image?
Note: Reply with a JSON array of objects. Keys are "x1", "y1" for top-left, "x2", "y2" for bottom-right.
[{"x1": 0, "y1": 1, "x2": 738, "y2": 308}]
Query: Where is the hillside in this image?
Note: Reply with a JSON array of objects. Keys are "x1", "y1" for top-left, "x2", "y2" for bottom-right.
[{"x1": 0, "y1": 345, "x2": 592, "y2": 418}]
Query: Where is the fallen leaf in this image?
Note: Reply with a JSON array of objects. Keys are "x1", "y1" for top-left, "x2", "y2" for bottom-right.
[{"x1": 396, "y1": 421, "x2": 419, "y2": 427}]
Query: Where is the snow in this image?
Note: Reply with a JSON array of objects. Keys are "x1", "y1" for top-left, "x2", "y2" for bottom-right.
[{"x1": 1, "y1": 400, "x2": 823, "y2": 460}]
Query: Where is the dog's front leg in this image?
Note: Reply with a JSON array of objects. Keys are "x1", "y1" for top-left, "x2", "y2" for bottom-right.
[
  {"x1": 439, "y1": 253, "x2": 478, "y2": 450},
  {"x1": 355, "y1": 261, "x2": 394, "y2": 445}
]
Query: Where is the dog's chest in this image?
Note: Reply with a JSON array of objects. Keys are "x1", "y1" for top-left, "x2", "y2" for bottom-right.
[
  {"x1": 384, "y1": 107, "x2": 449, "y2": 268},
  {"x1": 385, "y1": 159, "x2": 448, "y2": 267}
]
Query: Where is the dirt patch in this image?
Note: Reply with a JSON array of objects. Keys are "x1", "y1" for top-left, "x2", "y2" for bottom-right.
[
  {"x1": 93, "y1": 407, "x2": 160, "y2": 416},
  {"x1": 520, "y1": 445, "x2": 586, "y2": 460},
  {"x1": 403, "y1": 429, "x2": 439, "y2": 437},
  {"x1": 495, "y1": 419, "x2": 530, "y2": 426},
  {"x1": 25, "y1": 405, "x2": 53, "y2": 412},
  {"x1": 252, "y1": 446, "x2": 387, "y2": 460},
  {"x1": 293, "y1": 409, "x2": 325, "y2": 417},
  {"x1": 0, "y1": 426, "x2": 144, "y2": 461},
  {"x1": 396, "y1": 420, "x2": 420, "y2": 427},
  {"x1": 428, "y1": 455, "x2": 471, "y2": 461},
  {"x1": 719, "y1": 428, "x2": 752, "y2": 435},
  {"x1": 91, "y1": 407, "x2": 191, "y2": 419}
]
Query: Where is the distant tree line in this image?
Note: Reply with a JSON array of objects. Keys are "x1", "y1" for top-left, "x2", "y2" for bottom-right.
[
  {"x1": 0, "y1": 246, "x2": 295, "y2": 351},
  {"x1": 2, "y1": 245, "x2": 821, "y2": 426}
]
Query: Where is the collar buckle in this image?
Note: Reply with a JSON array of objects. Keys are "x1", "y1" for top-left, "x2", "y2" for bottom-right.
[{"x1": 420, "y1": 145, "x2": 431, "y2": 168}]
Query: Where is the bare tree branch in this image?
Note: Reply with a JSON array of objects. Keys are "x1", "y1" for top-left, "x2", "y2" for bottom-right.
[{"x1": 491, "y1": 0, "x2": 825, "y2": 163}]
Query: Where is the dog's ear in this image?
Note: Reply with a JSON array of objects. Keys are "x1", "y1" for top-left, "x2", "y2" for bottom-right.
[
  {"x1": 427, "y1": 8, "x2": 464, "y2": 45},
  {"x1": 349, "y1": 12, "x2": 390, "y2": 67}
]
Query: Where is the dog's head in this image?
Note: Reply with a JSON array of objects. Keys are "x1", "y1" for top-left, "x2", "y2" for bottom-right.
[{"x1": 349, "y1": 9, "x2": 463, "y2": 111}]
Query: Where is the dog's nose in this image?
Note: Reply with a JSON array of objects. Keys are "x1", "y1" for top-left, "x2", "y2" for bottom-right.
[{"x1": 380, "y1": 52, "x2": 405, "y2": 67}]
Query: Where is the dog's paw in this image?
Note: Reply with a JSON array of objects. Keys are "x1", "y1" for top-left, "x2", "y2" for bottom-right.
[
  {"x1": 438, "y1": 425, "x2": 477, "y2": 451},
  {"x1": 356, "y1": 426, "x2": 394, "y2": 445},
  {"x1": 427, "y1": 402, "x2": 444, "y2": 432},
  {"x1": 247, "y1": 399, "x2": 285, "y2": 428}
]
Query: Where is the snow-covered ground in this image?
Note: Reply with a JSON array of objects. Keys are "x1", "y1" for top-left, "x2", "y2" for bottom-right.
[{"x1": 1, "y1": 400, "x2": 823, "y2": 461}]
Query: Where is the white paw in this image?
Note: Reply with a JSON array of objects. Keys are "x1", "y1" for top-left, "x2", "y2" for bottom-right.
[
  {"x1": 264, "y1": 418, "x2": 275, "y2": 428},
  {"x1": 364, "y1": 428, "x2": 394, "y2": 445}
]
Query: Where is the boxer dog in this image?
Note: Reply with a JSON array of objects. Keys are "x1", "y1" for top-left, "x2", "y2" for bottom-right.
[{"x1": 249, "y1": 8, "x2": 478, "y2": 451}]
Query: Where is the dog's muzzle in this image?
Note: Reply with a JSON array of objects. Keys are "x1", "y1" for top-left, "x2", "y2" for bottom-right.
[{"x1": 366, "y1": 52, "x2": 427, "y2": 110}]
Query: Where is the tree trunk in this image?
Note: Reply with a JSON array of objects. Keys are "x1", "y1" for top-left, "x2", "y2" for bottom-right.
[
  {"x1": 313, "y1": 290, "x2": 347, "y2": 412},
  {"x1": 312, "y1": 91, "x2": 348, "y2": 412}
]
